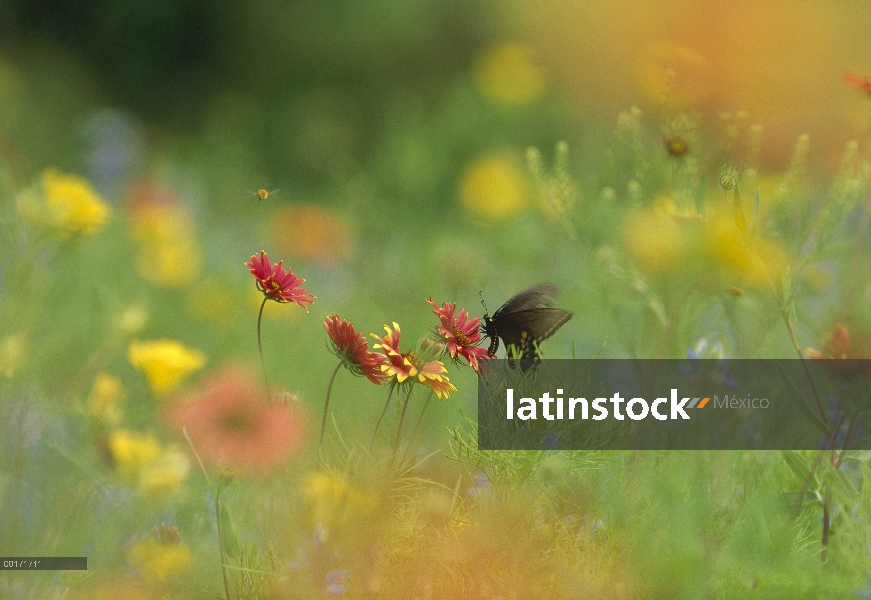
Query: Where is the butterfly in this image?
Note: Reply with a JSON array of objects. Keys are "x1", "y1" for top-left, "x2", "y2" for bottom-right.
[{"x1": 481, "y1": 283, "x2": 572, "y2": 360}]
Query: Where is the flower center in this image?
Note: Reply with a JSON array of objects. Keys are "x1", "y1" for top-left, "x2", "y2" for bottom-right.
[
  {"x1": 453, "y1": 329, "x2": 472, "y2": 347},
  {"x1": 267, "y1": 278, "x2": 282, "y2": 292},
  {"x1": 403, "y1": 350, "x2": 421, "y2": 367},
  {"x1": 220, "y1": 410, "x2": 255, "y2": 433}
]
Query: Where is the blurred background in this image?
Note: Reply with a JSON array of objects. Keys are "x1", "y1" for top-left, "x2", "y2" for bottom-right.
[
  {"x1": 3, "y1": 2, "x2": 871, "y2": 597},
  {"x1": 2, "y1": 0, "x2": 871, "y2": 433}
]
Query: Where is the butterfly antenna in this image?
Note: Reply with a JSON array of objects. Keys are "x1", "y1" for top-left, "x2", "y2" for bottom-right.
[{"x1": 479, "y1": 291, "x2": 488, "y2": 314}]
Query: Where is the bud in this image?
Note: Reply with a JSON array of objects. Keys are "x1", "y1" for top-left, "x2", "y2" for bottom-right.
[{"x1": 718, "y1": 165, "x2": 741, "y2": 191}]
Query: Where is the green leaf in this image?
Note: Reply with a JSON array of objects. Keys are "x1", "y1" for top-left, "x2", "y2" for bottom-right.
[
  {"x1": 782, "y1": 450, "x2": 814, "y2": 485},
  {"x1": 732, "y1": 185, "x2": 747, "y2": 232},
  {"x1": 780, "y1": 266, "x2": 792, "y2": 305},
  {"x1": 826, "y1": 467, "x2": 859, "y2": 499},
  {"x1": 787, "y1": 301, "x2": 798, "y2": 328},
  {"x1": 748, "y1": 188, "x2": 760, "y2": 239},
  {"x1": 842, "y1": 450, "x2": 871, "y2": 463}
]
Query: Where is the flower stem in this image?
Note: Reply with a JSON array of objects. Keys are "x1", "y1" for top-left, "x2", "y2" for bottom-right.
[
  {"x1": 400, "y1": 389, "x2": 433, "y2": 464},
  {"x1": 214, "y1": 487, "x2": 233, "y2": 600},
  {"x1": 392, "y1": 388, "x2": 413, "y2": 459},
  {"x1": 370, "y1": 385, "x2": 395, "y2": 452},
  {"x1": 182, "y1": 427, "x2": 230, "y2": 600},
  {"x1": 256, "y1": 297, "x2": 272, "y2": 401},
  {"x1": 320, "y1": 360, "x2": 343, "y2": 449}
]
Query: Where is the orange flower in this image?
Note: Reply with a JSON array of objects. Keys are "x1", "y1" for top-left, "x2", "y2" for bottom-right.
[
  {"x1": 843, "y1": 71, "x2": 871, "y2": 95},
  {"x1": 806, "y1": 324, "x2": 871, "y2": 376},
  {"x1": 270, "y1": 205, "x2": 355, "y2": 266}
]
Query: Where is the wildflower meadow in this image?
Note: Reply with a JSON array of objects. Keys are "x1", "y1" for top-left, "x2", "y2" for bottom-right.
[{"x1": 2, "y1": 1, "x2": 871, "y2": 598}]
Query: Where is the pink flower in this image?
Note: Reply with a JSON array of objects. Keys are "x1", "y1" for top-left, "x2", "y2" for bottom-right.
[
  {"x1": 427, "y1": 299, "x2": 490, "y2": 373},
  {"x1": 324, "y1": 315, "x2": 387, "y2": 384},
  {"x1": 245, "y1": 250, "x2": 315, "y2": 309},
  {"x1": 165, "y1": 367, "x2": 307, "y2": 474}
]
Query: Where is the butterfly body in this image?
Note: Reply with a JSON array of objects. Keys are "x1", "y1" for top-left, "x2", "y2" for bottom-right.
[{"x1": 481, "y1": 283, "x2": 572, "y2": 359}]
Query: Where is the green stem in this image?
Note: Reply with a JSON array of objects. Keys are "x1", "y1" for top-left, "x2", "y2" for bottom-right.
[
  {"x1": 214, "y1": 487, "x2": 233, "y2": 600},
  {"x1": 320, "y1": 361, "x2": 343, "y2": 449},
  {"x1": 400, "y1": 389, "x2": 433, "y2": 465},
  {"x1": 370, "y1": 385, "x2": 395, "y2": 452},
  {"x1": 256, "y1": 297, "x2": 272, "y2": 402},
  {"x1": 392, "y1": 388, "x2": 413, "y2": 459},
  {"x1": 182, "y1": 428, "x2": 230, "y2": 600}
]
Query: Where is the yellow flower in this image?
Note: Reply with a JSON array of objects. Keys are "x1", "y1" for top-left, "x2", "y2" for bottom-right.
[
  {"x1": 621, "y1": 197, "x2": 695, "y2": 276},
  {"x1": 621, "y1": 197, "x2": 787, "y2": 290},
  {"x1": 459, "y1": 154, "x2": 529, "y2": 220},
  {"x1": 87, "y1": 373, "x2": 126, "y2": 426},
  {"x1": 107, "y1": 430, "x2": 189, "y2": 497},
  {"x1": 303, "y1": 472, "x2": 379, "y2": 540},
  {"x1": 0, "y1": 331, "x2": 28, "y2": 378},
  {"x1": 128, "y1": 339, "x2": 206, "y2": 396},
  {"x1": 127, "y1": 537, "x2": 191, "y2": 584},
  {"x1": 704, "y1": 203, "x2": 788, "y2": 289},
  {"x1": 473, "y1": 42, "x2": 546, "y2": 105},
  {"x1": 137, "y1": 445, "x2": 189, "y2": 498},
  {"x1": 40, "y1": 168, "x2": 112, "y2": 236},
  {"x1": 108, "y1": 429, "x2": 161, "y2": 478},
  {"x1": 128, "y1": 185, "x2": 202, "y2": 287},
  {"x1": 135, "y1": 238, "x2": 202, "y2": 287},
  {"x1": 112, "y1": 304, "x2": 148, "y2": 336}
]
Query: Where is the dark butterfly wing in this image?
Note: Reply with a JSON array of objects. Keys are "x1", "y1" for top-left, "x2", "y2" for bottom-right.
[
  {"x1": 483, "y1": 283, "x2": 572, "y2": 359},
  {"x1": 493, "y1": 308, "x2": 573, "y2": 359},
  {"x1": 491, "y1": 283, "x2": 559, "y2": 319}
]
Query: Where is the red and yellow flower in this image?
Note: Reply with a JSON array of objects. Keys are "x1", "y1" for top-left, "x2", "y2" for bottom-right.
[
  {"x1": 245, "y1": 250, "x2": 315, "y2": 309},
  {"x1": 371, "y1": 323, "x2": 456, "y2": 400},
  {"x1": 426, "y1": 299, "x2": 489, "y2": 373},
  {"x1": 324, "y1": 315, "x2": 387, "y2": 384}
]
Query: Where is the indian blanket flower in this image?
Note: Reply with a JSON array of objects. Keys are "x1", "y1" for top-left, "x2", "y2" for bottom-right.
[
  {"x1": 128, "y1": 339, "x2": 207, "y2": 396},
  {"x1": 245, "y1": 250, "x2": 315, "y2": 309},
  {"x1": 321, "y1": 315, "x2": 388, "y2": 446},
  {"x1": 324, "y1": 315, "x2": 387, "y2": 384},
  {"x1": 166, "y1": 367, "x2": 306, "y2": 474},
  {"x1": 427, "y1": 299, "x2": 490, "y2": 373},
  {"x1": 371, "y1": 323, "x2": 456, "y2": 400}
]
